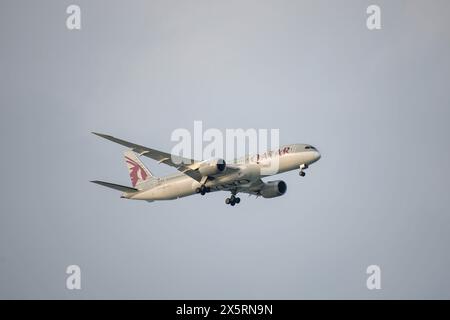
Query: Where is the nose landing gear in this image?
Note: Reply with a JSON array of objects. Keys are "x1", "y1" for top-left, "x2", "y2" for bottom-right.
[
  {"x1": 225, "y1": 194, "x2": 241, "y2": 206},
  {"x1": 299, "y1": 164, "x2": 308, "y2": 176}
]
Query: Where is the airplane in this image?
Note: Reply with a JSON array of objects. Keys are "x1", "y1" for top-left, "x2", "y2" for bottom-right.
[{"x1": 91, "y1": 132, "x2": 321, "y2": 206}]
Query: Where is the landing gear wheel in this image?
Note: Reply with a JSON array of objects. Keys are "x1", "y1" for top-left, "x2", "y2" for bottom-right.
[
  {"x1": 299, "y1": 171, "x2": 306, "y2": 177},
  {"x1": 198, "y1": 185, "x2": 210, "y2": 195},
  {"x1": 226, "y1": 192, "x2": 239, "y2": 206}
]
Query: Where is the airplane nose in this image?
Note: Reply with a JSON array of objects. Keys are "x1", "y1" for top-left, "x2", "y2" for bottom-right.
[{"x1": 314, "y1": 150, "x2": 321, "y2": 161}]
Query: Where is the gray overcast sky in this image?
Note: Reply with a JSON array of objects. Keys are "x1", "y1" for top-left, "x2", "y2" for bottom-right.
[{"x1": 1, "y1": 0, "x2": 450, "y2": 299}]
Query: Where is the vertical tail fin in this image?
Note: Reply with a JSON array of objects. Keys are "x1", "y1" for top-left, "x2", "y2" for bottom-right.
[{"x1": 124, "y1": 150, "x2": 154, "y2": 188}]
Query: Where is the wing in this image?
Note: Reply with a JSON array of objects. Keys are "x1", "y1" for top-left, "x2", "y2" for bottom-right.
[{"x1": 92, "y1": 132, "x2": 202, "y2": 182}]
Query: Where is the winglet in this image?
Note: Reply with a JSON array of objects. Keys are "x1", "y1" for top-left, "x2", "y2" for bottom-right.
[
  {"x1": 92, "y1": 132, "x2": 112, "y2": 139},
  {"x1": 91, "y1": 132, "x2": 139, "y2": 150}
]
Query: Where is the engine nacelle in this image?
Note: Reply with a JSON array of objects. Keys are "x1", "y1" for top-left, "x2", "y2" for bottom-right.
[
  {"x1": 260, "y1": 180, "x2": 287, "y2": 198},
  {"x1": 198, "y1": 158, "x2": 226, "y2": 176}
]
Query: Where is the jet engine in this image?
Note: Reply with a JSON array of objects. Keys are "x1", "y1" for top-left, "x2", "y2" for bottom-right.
[
  {"x1": 198, "y1": 158, "x2": 226, "y2": 176},
  {"x1": 260, "y1": 180, "x2": 287, "y2": 198}
]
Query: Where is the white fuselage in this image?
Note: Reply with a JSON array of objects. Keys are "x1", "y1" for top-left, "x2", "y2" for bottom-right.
[{"x1": 125, "y1": 144, "x2": 320, "y2": 201}]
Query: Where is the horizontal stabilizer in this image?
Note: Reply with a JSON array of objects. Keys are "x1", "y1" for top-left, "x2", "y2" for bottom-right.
[{"x1": 91, "y1": 180, "x2": 138, "y2": 193}]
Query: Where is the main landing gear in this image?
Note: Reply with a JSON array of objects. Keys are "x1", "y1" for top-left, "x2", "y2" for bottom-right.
[
  {"x1": 299, "y1": 164, "x2": 308, "y2": 177},
  {"x1": 195, "y1": 185, "x2": 211, "y2": 196},
  {"x1": 225, "y1": 194, "x2": 241, "y2": 206}
]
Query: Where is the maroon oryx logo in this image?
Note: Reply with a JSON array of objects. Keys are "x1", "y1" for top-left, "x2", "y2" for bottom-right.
[{"x1": 125, "y1": 156, "x2": 148, "y2": 187}]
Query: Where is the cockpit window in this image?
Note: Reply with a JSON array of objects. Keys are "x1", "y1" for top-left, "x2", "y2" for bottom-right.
[{"x1": 305, "y1": 145, "x2": 316, "y2": 150}]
